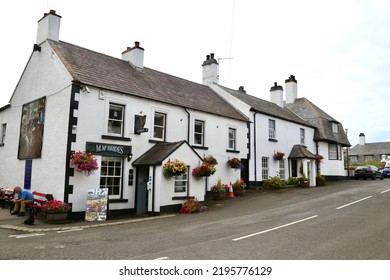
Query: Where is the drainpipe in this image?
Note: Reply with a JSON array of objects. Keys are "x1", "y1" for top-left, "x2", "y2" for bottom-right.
[
  {"x1": 184, "y1": 108, "x2": 190, "y2": 142},
  {"x1": 253, "y1": 112, "x2": 258, "y2": 185},
  {"x1": 152, "y1": 165, "x2": 156, "y2": 215},
  {"x1": 315, "y1": 141, "x2": 320, "y2": 175}
]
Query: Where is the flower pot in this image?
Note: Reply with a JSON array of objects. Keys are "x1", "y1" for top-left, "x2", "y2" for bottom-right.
[
  {"x1": 233, "y1": 188, "x2": 245, "y2": 196},
  {"x1": 42, "y1": 213, "x2": 68, "y2": 224},
  {"x1": 212, "y1": 191, "x2": 227, "y2": 200}
]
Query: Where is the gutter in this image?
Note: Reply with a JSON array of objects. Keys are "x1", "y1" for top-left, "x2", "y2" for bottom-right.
[{"x1": 253, "y1": 112, "x2": 258, "y2": 184}]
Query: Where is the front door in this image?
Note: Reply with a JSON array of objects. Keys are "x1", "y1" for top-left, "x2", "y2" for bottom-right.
[{"x1": 136, "y1": 166, "x2": 149, "y2": 214}]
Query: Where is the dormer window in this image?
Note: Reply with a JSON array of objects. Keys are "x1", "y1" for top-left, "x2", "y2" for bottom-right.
[{"x1": 332, "y1": 122, "x2": 338, "y2": 134}]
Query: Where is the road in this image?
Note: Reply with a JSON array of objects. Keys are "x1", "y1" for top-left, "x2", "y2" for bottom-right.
[{"x1": 1, "y1": 179, "x2": 390, "y2": 260}]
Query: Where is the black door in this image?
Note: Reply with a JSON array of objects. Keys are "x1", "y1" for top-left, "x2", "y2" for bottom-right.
[{"x1": 136, "y1": 166, "x2": 149, "y2": 214}]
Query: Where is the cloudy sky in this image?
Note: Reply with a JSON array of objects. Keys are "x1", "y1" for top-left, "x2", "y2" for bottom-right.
[{"x1": 1, "y1": 0, "x2": 389, "y2": 146}]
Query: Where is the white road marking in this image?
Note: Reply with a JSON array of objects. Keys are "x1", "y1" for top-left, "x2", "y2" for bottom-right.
[
  {"x1": 154, "y1": 257, "x2": 169, "y2": 260},
  {"x1": 232, "y1": 215, "x2": 319, "y2": 241},
  {"x1": 57, "y1": 228, "x2": 84, "y2": 233},
  {"x1": 336, "y1": 196, "x2": 372, "y2": 210},
  {"x1": 9, "y1": 233, "x2": 46, "y2": 239},
  {"x1": 381, "y1": 189, "x2": 390, "y2": 194}
]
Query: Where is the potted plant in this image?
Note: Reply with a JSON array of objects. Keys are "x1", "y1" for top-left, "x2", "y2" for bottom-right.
[
  {"x1": 192, "y1": 163, "x2": 216, "y2": 177},
  {"x1": 273, "y1": 151, "x2": 285, "y2": 160},
  {"x1": 298, "y1": 174, "x2": 309, "y2": 187},
  {"x1": 227, "y1": 157, "x2": 241, "y2": 169},
  {"x1": 316, "y1": 172, "x2": 326, "y2": 186},
  {"x1": 162, "y1": 159, "x2": 188, "y2": 177},
  {"x1": 211, "y1": 179, "x2": 229, "y2": 200},
  {"x1": 231, "y1": 178, "x2": 246, "y2": 196},
  {"x1": 179, "y1": 197, "x2": 203, "y2": 214},
  {"x1": 203, "y1": 155, "x2": 218, "y2": 165},
  {"x1": 40, "y1": 200, "x2": 70, "y2": 224},
  {"x1": 70, "y1": 151, "x2": 99, "y2": 176}
]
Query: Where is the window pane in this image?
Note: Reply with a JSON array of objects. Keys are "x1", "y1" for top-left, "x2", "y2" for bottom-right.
[
  {"x1": 154, "y1": 127, "x2": 164, "y2": 138},
  {"x1": 100, "y1": 156, "x2": 122, "y2": 198},
  {"x1": 154, "y1": 113, "x2": 165, "y2": 126},
  {"x1": 108, "y1": 120, "x2": 122, "y2": 134},
  {"x1": 109, "y1": 106, "x2": 123, "y2": 120}
]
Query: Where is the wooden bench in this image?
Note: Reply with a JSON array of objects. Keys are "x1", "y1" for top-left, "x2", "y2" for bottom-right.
[
  {"x1": 0, "y1": 188, "x2": 14, "y2": 210},
  {"x1": 25, "y1": 191, "x2": 54, "y2": 215}
]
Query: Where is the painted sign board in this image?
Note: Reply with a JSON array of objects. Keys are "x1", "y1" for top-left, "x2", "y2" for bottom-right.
[{"x1": 85, "y1": 188, "x2": 108, "y2": 222}]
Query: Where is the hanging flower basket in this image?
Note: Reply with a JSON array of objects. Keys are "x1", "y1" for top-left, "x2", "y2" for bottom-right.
[
  {"x1": 227, "y1": 157, "x2": 241, "y2": 169},
  {"x1": 70, "y1": 151, "x2": 99, "y2": 176},
  {"x1": 273, "y1": 152, "x2": 285, "y2": 160},
  {"x1": 203, "y1": 155, "x2": 218, "y2": 165},
  {"x1": 315, "y1": 154, "x2": 324, "y2": 163},
  {"x1": 162, "y1": 159, "x2": 188, "y2": 177},
  {"x1": 192, "y1": 163, "x2": 216, "y2": 177}
]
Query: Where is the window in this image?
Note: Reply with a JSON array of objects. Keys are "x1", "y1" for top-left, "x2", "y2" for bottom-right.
[
  {"x1": 128, "y1": 169, "x2": 134, "y2": 186},
  {"x1": 174, "y1": 172, "x2": 188, "y2": 195},
  {"x1": 279, "y1": 159, "x2": 286, "y2": 180},
  {"x1": 228, "y1": 128, "x2": 236, "y2": 150},
  {"x1": 153, "y1": 112, "x2": 166, "y2": 140},
  {"x1": 108, "y1": 104, "x2": 124, "y2": 135},
  {"x1": 268, "y1": 119, "x2": 276, "y2": 140},
  {"x1": 300, "y1": 128, "x2": 305, "y2": 145},
  {"x1": 194, "y1": 120, "x2": 204, "y2": 146},
  {"x1": 332, "y1": 122, "x2": 338, "y2": 133},
  {"x1": 364, "y1": 155, "x2": 373, "y2": 161},
  {"x1": 262, "y1": 157, "x2": 269, "y2": 180},
  {"x1": 350, "y1": 155, "x2": 358, "y2": 163},
  {"x1": 100, "y1": 156, "x2": 123, "y2": 198},
  {"x1": 0, "y1": 123, "x2": 6, "y2": 145},
  {"x1": 329, "y1": 144, "x2": 341, "y2": 160}
]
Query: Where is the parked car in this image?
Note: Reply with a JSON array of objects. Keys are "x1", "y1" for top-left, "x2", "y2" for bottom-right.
[
  {"x1": 382, "y1": 167, "x2": 390, "y2": 178},
  {"x1": 354, "y1": 165, "x2": 384, "y2": 180}
]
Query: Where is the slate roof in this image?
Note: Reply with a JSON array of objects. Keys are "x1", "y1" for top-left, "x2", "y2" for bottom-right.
[
  {"x1": 288, "y1": 144, "x2": 316, "y2": 159},
  {"x1": 132, "y1": 140, "x2": 201, "y2": 166},
  {"x1": 48, "y1": 40, "x2": 248, "y2": 122},
  {"x1": 285, "y1": 98, "x2": 350, "y2": 146},
  {"x1": 217, "y1": 86, "x2": 315, "y2": 128},
  {"x1": 349, "y1": 142, "x2": 390, "y2": 156}
]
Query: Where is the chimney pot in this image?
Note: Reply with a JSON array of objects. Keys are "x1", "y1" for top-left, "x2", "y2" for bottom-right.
[
  {"x1": 210, "y1": 53, "x2": 215, "y2": 59},
  {"x1": 50, "y1": 10, "x2": 56, "y2": 14},
  {"x1": 135, "y1": 41, "x2": 140, "y2": 47}
]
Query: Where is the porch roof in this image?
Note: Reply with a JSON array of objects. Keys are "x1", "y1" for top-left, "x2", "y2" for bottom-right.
[
  {"x1": 288, "y1": 144, "x2": 316, "y2": 159},
  {"x1": 132, "y1": 140, "x2": 201, "y2": 166}
]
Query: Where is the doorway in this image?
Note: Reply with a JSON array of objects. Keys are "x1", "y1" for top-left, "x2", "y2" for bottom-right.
[{"x1": 136, "y1": 166, "x2": 149, "y2": 214}]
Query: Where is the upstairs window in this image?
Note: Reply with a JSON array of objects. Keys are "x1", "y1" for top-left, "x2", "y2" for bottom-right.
[
  {"x1": 153, "y1": 112, "x2": 166, "y2": 140},
  {"x1": 332, "y1": 122, "x2": 338, "y2": 133},
  {"x1": 300, "y1": 128, "x2": 305, "y2": 145},
  {"x1": 329, "y1": 144, "x2": 342, "y2": 160},
  {"x1": 0, "y1": 123, "x2": 6, "y2": 145},
  {"x1": 364, "y1": 155, "x2": 373, "y2": 161},
  {"x1": 108, "y1": 104, "x2": 124, "y2": 135},
  {"x1": 228, "y1": 127, "x2": 236, "y2": 150},
  {"x1": 268, "y1": 119, "x2": 276, "y2": 140},
  {"x1": 194, "y1": 120, "x2": 204, "y2": 146}
]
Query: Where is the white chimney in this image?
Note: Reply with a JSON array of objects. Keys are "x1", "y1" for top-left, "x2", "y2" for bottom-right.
[
  {"x1": 122, "y1": 41, "x2": 144, "y2": 71},
  {"x1": 359, "y1": 133, "x2": 366, "y2": 145},
  {"x1": 285, "y1": 75, "x2": 298, "y2": 104},
  {"x1": 270, "y1": 82, "x2": 284, "y2": 107},
  {"x1": 36, "y1": 10, "x2": 61, "y2": 45},
  {"x1": 202, "y1": 53, "x2": 219, "y2": 85}
]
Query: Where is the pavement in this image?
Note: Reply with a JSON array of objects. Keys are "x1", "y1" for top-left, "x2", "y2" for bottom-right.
[{"x1": 0, "y1": 207, "x2": 177, "y2": 233}]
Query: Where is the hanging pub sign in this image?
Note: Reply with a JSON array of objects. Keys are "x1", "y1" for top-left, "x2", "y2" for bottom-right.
[
  {"x1": 134, "y1": 115, "x2": 149, "y2": 134},
  {"x1": 86, "y1": 142, "x2": 132, "y2": 156}
]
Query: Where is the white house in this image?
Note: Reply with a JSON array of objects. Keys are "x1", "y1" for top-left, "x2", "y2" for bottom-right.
[
  {"x1": 202, "y1": 56, "x2": 350, "y2": 185},
  {"x1": 0, "y1": 10, "x2": 249, "y2": 218}
]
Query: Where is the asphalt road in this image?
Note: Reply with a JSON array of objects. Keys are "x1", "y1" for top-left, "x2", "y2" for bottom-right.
[{"x1": 1, "y1": 179, "x2": 390, "y2": 260}]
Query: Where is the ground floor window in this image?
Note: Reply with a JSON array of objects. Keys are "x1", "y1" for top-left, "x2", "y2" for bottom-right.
[
  {"x1": 262, "y1": 157, "x2": 269, "y2": 180},
  {"x1": 100, "y1": 156, "x2": 123, "y2": 197},
  {"x1": 279, "y1": 159, "x2": 286, "y2": 180},
  {"x1": 174, "y1": 171, "x2": 189, "y2": 196}
]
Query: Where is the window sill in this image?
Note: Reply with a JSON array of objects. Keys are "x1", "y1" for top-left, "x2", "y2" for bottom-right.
[
  {"x1": 192, "y1": 145, "x2": 209, "y2": 150},
  {"x1": 102, "y1": 135, "x2": 131, "y2": 141},
  {"x1": 172, "y1": 196, "x2": 194, "y2": 200},
  {"x1": 226, "y1": 149, "x2": 240, "y2": 154},
  {"x1": 268, "y1": 138, "x2": 278, "y2": 142},
  {"x1": 149, "y1": 139, "x2": 165, "y2": 144},
  {"x1": 108, "y1": 199, "x2": 129, "y2": 203}
]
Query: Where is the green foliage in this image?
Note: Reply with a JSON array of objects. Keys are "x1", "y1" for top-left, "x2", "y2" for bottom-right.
[
  {"x1": 262, "y1": 176, "x2": 285, "y2": 189},
  {"x1": 348, "y1": 160, "x2": 384, "y2": 169},
  {"x1": 286, "y1": 177, "x2": 299, "y2": 185}
]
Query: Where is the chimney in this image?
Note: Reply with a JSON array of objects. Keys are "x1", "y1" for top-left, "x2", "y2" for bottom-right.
[
  {"x1": 202, "y1": 53, "x2": 219, "y2": 85},
  {"x1": 359, "y1": 133, "x2": 366, "y2": 145},
  {"x1": 36, "y1": 10, "x2": 61, "y2": 45},
  {"x1": 122, "y1": 41, "x2": 144, "y2": 71},
  {"x1": 238, "y1": 86, "x2": 246, "y2": 94},
  {"x1": 270, "y1": 82, "x2": 284, "y2": 107},
  {"x1": 285, "y1": 75, "x2": 298, "y2": 104}
]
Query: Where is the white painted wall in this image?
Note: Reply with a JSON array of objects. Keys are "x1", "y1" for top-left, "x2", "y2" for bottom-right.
[
  {"x1": 0, "y1": 41, "x2": 72, "y2": 201},
  {"x1": 316, "y1": 141, "x2": 346, "y2": 176}
]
